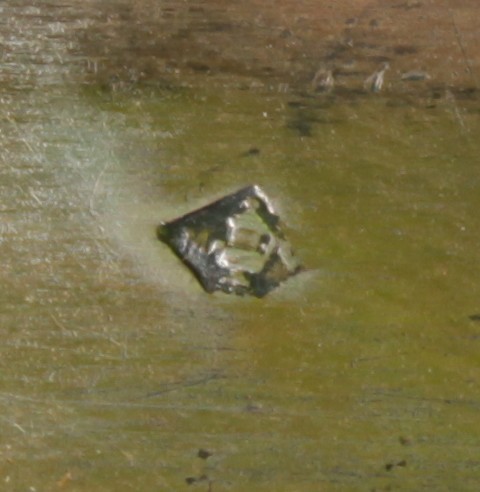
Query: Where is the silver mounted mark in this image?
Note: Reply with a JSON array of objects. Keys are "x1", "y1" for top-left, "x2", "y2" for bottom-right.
[{"x1": 157, "y1": 185, "x2": 303, "y2": 297}]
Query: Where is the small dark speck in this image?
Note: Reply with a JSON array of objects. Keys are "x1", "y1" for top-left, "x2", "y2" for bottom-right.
[
  {"x1": 469, "y1": 314, "x2": 480, "y2": 322},
  {"x1": 287, "y1": 101, "x2": 305, "y2": 108},
  {"x1": 242, "y1": 147, "x2": 260, "y2": 157},
  {"x1": 394, "y1": 44, "x2": 418, "y2": 55},
  {"x1": 186, "y1": 475, "x2": 208, "y2": 485},
  {"x1": 399, "y1": 436, "x2": 412, "y2": 446},
  {"x1": 287, "y1": 119, "x2": 312, "y2": 137},
  {"x1": 369, "y1": 19, "x2": 379, "y2": 28},
  {"x1": 245, "y1": 402, "x2": 263, "y2": 412},
  {"x1": 198, "y1": 448, "x2": 212, "y2": 460},
  {"x1": 187, "y1": 61, "x2": 210, "y2": 73},
  {"x1": 386, "y1": 459, "x2": 407, "y2": 471}
]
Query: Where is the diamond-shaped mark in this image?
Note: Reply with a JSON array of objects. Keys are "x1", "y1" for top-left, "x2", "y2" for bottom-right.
[{"x1": 157, "y1": 185, "x2": 302, "y2": 297}]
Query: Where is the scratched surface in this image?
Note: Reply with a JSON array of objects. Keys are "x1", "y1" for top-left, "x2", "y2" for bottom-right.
[{"x1": 1, "y1": 1, "x2": 480, "y2": 491}]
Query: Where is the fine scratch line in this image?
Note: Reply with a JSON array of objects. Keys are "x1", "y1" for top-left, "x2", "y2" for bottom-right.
[
  {"x1": 143, "y1": 372, "x2": 225, "y2": 399},
  {"x1": 450, "y1": 10, "x2": 478, "y2": 89}
]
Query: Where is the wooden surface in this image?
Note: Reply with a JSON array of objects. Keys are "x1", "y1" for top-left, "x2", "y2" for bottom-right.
[
  {"x1": 81, "y1": 0, "x2": 480, "y2": 96},
  {"x1": 1, "y1": 2, "x2": 480, "y2": 491}
]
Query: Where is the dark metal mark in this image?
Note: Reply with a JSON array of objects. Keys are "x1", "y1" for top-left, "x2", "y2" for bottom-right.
[
  {"x1": 157, "y1": 185, "x2": 303, "y2": 297},
  {"x1": 468, "y1": 314, "x2": 480, "y2": 322}
]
